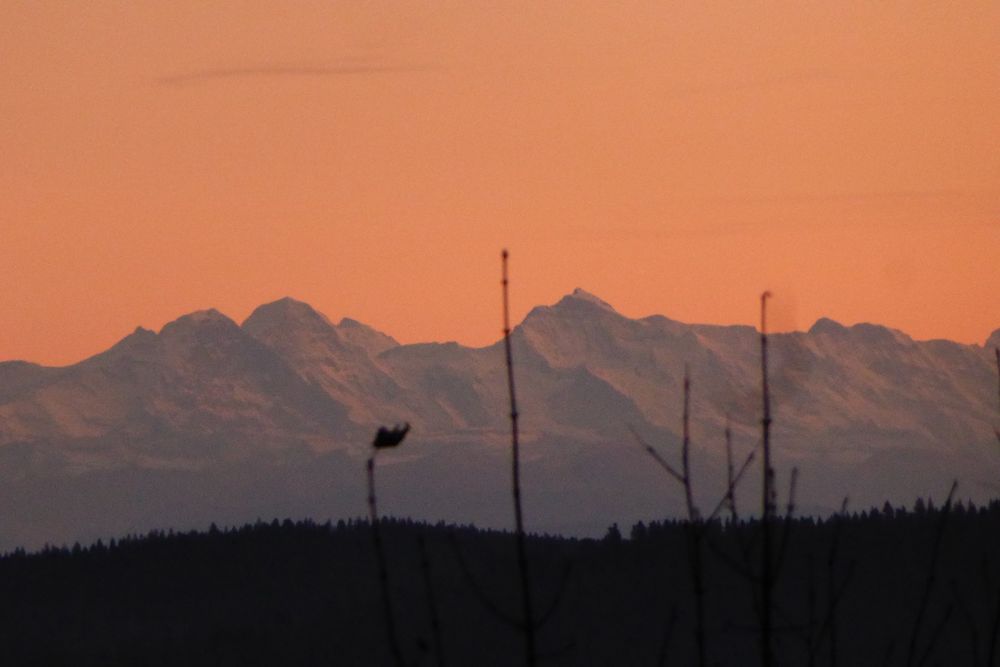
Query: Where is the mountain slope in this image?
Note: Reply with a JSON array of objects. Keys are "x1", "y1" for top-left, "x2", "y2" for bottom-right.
[
  {"x1": 242, "y1": 298, "x2": 407, "y2": 426},
  {"x1": 0, "y1": 309, "x2": 357, "y2": 471},
  {"x1": 0, "y1": 291, "x2": 996, "y2": 548}
]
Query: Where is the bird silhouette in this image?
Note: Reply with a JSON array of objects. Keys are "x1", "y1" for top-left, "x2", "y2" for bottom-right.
[{"x1": 373, "y1": 423, "x2": 410, "y2": 449}]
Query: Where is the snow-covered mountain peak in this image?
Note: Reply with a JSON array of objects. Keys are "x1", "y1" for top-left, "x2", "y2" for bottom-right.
[
  {"x1": 104, "y1": 326, "x2": 159, "y2": 355},
  {"x1": 523, "y1": 288, "x2": 620, "y2": 325},
  {"x1": 159, "y1": 309, "x2": 239, "y2": 337},
  {"x1": 809, "y1": 317, "x2": 848, "y2": 336},
  {"x1": 242, "y1": 297, "x2": 334, "y2": 338},
  {"x1": 564, "y1": 288, "x2": 617, "y2": 312}
]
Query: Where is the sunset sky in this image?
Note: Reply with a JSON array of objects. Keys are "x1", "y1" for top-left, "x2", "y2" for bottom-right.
[{"x1": 2, "y1": 2, "x2": 998, "y2": 366}]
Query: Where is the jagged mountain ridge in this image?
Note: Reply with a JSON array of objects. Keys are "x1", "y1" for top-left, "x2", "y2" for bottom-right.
[
  {"x1": 0, "y1": 307, "x2": 358, "y2": 470},
  {"x1": 1, "y1": 290, "x2": 996, "y2": 459},
  {"x1": 0, "y1": 291, "x2": 996, "y2": 548}
]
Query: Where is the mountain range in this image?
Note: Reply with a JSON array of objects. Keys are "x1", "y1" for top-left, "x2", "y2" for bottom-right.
[{"x1": 1, "y1": 290, "x2": 997, "y2": 550}]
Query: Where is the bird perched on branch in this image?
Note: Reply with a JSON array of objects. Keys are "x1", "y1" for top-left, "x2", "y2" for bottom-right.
[{"x1": 373, "y1": 423, "x2": 410, "y2": 449}]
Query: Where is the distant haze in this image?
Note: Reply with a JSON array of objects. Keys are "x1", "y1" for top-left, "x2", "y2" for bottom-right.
[{"x1": 2, "y1": 3, "x2": 999, "y2": 365}]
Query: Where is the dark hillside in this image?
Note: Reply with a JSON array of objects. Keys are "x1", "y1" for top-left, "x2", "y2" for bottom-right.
[{"x1": 2, "y1": 504, "x2": 1000, "y2": 666}]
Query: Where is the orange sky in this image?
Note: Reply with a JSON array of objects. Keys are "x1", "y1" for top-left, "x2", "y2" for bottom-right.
[{"x1": 2, "y1": 2, "x2": 998, "y2": 366}]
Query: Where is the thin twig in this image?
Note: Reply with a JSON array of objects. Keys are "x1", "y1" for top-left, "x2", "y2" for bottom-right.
[
  {"x1": 681, "y1": 368, "x2": 707, "y2": 667},
  {"x1": 368, "y1": 452, "x2": 405, "y2": 667},
  {"x1": 682, "y1": 368, "x2": 697, "y2": 521},
  {"x1": 816, "y1": 560, "x2": 856, "y2": 666},
  {"x1": 535, "y1": 641, "x2": 578, "y2": 662},
  {"x1": 687, "y1": 523, "x2": 708, "y2": 667},
  {"x1": 655, "y1": 605, "x2": 680, "y2": 667},
  {"x1": 802, "y1": 528, "x2": 857, "y2": 667},
  {"x1": 640, "y1": 367, "x2": 708, "y2": 667},
  {"x1": 950, "y1": 579, "x2": 981, "y2": 667},
  {"x1": 502, "y1": 249, "x2": 537, "y2": 667},
  {"x1": 628, "y1": 425, "x2": 685, "y2": 485},
  {"x1": 806, "y1": 552, "x2": 818, "y2": 667},
  {"x1": 881, "y1": 640, "x2": 896, "y2": 667},
  {"x1": 706, "y1": 537, "x2": 761, "y2": 583},
  {"x1": 994, "y1": 348, "x2": 999, "y2": 444},
  {"x1": 417, "y1": 535, "x2": 447, "y2": 667},
  {"x1": 631, "y1": 424, "x2": 759, "y2": 524},
  {"x1": 447, "y1": 532, "x2": 522, "y2": 629},
  {"x1": 704, "y1": 434, "x2": 763, "y2": 627},
  {"x1": 725, "y1": 416, "x2": 738, "y2": 521},
  {"x1": 760, "y1": 290, "x2": 775, "y2": 667},
  {"x1": 916, "y1": 602, "x2": 955, "y2": 667},
  {"x1": 987, "y1": 586, "x2": 1000, "y2": 667},
  {"x1": 535, "y1": 561, "x2": 574, "y2": 629},
  {"x1": 904, "y1": 480, "x2": 959, "y2": 667},
  {"x1": 772, "y1": 468, "x2": 799, "y2": 578},
  {"x1": 707, "y1": 447, "x2": 758, "y2": 523},
  {"x1": 823, "y1": 498, "x2": 850, "y2": 667},
  {"x1": 983, "y1": 559, "x2": 1000, "y2": 667}
]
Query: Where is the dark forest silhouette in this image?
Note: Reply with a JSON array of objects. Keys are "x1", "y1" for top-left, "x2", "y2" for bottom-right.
[{"x1": 2, "y1": 507, "x2": 1000, "y2": 666}]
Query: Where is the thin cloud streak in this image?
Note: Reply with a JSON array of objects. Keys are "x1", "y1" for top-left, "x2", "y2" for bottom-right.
[{"x1": 157, "y1": 63, "x2": 435, "y2": 86}]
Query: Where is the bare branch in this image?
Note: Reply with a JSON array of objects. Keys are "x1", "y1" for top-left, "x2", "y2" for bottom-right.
[
  {"x1": 760, "y1": 290, "x2": 775, "y2": 667},
  {"x1": 950, "y1": 580, "x2": 981, "y2": 667},
  {"x1": 725, "y1": 416, "x2": 737, "y2": 521},
  {"x1": 904, "y1": 480, "x2": 959, "y2": 667},
  {"x1": 655, "y1": 605, "x2": 680, "y2": 667},
  {"x1": 447, "y1": 532, "x2": 522, "y2": 630},
  {"x1": 915, "y1": 602, "x2": 955, "y2": 667},
  {"x1": 367, "y1": 450, "x2": 406, "y2": 667},
  {"x1": 628, "y1": 425, "x2": 685, "y2": 485},
  {"x1": 773, "y1": 468, "x2": 800, "y2": 578},
  {"x1": 987, "y1": 586, "x2": 1000, "y2": 667},
  {"x1": 707, "y1": 444, "x2": 759, "y2": 523},
  {"x1": 994, "y1": 348, "x2": 999, "y2": 444},
  {"x1": 706, "y1": 535, "x2": 761, "y2": 583},
  {"x1": 535, "y1": 562, "x2": 574, "y2": 629},
  {"x1": 501, "y1": 250, "x2": 538, "y2": 666},
  {"x1": 417, "y1": 535, "x2": 447, "y2": 667},
  {"x1": 681, "y1": 367, "x2": 698, "y2": 521}
]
